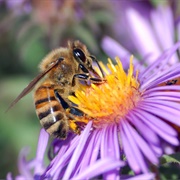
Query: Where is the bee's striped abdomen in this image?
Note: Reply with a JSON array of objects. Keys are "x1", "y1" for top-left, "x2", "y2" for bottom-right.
[{"x1": 34, "y1": 83, "x2": 69, "y2": 139}]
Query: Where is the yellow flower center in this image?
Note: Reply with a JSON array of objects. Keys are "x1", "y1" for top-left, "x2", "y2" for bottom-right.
[{"x1": 68, "y1": 56, "x2": 141, "y2": 128}]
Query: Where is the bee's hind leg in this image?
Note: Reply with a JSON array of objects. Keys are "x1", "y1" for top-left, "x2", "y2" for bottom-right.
[{"x1": 67, "y1": 107, "x2": 85, "y2": 135}]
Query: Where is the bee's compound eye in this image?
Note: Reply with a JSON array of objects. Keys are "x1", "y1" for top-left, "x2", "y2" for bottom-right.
[{"x1": 73, "y1": 48, "x2": 86, "y2": 63}]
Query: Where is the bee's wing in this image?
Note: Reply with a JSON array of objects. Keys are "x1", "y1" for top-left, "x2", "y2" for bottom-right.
[{"x1": 6, "y1": 59, "x2": 60, "y2": 112}]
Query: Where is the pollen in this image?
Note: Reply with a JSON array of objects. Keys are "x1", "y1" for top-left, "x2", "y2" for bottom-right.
[{"x1": 68, "y1": 56, "x2": 141, "y2": 128}]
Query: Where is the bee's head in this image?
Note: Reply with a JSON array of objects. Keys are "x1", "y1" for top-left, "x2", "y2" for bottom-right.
[{"x1": 69, "y1": 41, "x2": 93, "y2": 70}]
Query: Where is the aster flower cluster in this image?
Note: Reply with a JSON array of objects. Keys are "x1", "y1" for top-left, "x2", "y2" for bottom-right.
[
  {"x1": 8, "y1": 40, "x2": 180, "y2": 179},
  {"x1": 102, "y1": 1, "x2": 180, "y2": 69}
]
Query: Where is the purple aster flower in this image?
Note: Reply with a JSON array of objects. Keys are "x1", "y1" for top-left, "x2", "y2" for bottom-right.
[
  {"x1": 102, "y1": 1, "x2": 179, "y2": 68},
  {"x1": 8, "y1": 42, "x2": 180, "y2": 178},
  {"x1": 8, "y1": 127, "x2": 155, "y2": 180},
  {"x1": 67, "y1": 41, "x2": 180, "y2": 174},
  {"x1": 8, "y1": 126, "x2": 126, "y2": 179},
  {"x1": 6, "y1": 0, "x2": 32, "y2": 14}
]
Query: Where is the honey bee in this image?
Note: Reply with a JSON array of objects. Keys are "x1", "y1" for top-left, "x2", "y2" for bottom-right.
[{"x1": 8, "y1": 41, "x2": 104, "y2": 139}]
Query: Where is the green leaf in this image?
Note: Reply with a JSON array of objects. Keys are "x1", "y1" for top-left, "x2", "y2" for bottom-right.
[
  {"x1": 159, "y1": 164, "x2": 180, "y2": 180},
  {"x1": 150, "y1": 0, "x2": 168, "y2": 7},
  {"x1": 160, "y1": 153, "x2": 180, "y2": 165}
]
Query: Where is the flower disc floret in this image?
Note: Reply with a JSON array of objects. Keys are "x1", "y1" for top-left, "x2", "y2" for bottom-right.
[{"x1": 69, "y1": 56, "x2": 141, "y2": 128}]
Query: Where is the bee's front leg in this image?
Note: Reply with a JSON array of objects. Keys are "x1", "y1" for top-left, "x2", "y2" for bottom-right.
[{"x1": 72, "y1": 73, "x2": 105, "y2": 86}]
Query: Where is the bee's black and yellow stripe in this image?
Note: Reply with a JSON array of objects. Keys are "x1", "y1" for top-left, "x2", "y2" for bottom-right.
[{"x1": 34, "y1": 83, "x2": 69, "y2": 139}]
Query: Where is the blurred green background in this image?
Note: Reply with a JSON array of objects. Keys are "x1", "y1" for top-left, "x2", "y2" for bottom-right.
[{"x1": 0, "y1": 0, "x2": 116, "y2": 177}]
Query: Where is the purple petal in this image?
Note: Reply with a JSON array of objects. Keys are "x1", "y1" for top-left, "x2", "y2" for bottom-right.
[
  {"x1": 128, "y1": 112, "x2": 160, "y2": 145},
  {"x1": 146, "y1": 67, "x2": 180, "y2": 88},
  {"x1": 101, "y1": 36, "x2": 139, "y2": 69},
  {"x1": 71, "y1": 158, "x2": 124, "y2": 180},
  {"x1": 144, "y1": 85, "x2": 180, "y2": 95},
  {"x1": 125, "y1": 7, "x2": 161, "y2": 63},
  {"x1": 100, "y1": 125, "x2": 119, "y2": 160},
  {"x1": 77, "y1": 130, "x2": 103, "y2": 174},
  {"x1": 46, "y1": 135, "x2": 80, "y2": 178},
  {"x1": 139, "y1": 41, "x2": 180, "y2": 87},
  {"x1": 143, "y1": 91, "x2": 180, "y2": 101},
  {"x1": 15, "y1": 176, "x2": 28, "y2": 180},
  {"x1": 6, "y1": 173, "x2": 13, "y2": 180},
  {"x1": 121, "y1": 121, "x2": 149, "y2": 173},
  {"x1": 120, "y1": 124, "x2": 141, "y2": 173},
  {"x1": 129, "y1": 111, "x2": 163, "y2": 157},
  {"x1": 125, "y1": 121, "x2": 158, "y2": 164},
  {"x1": 34, "y1": 129, "x2": 49, "y2": 174},
  {"x1": 100, "y1": 126, "x2": 108, "y2": 159},
  {"x1": 127, "y1": 173, "x2": 155, "y2": 180},
  {"x1": 151, "y1": 6, "x2": 176, "y2": 55},
  {"x1": 112, "y1": 124, "x2": 121, "y2": 159},
  {"x1": 18, "y1": 148, "x2": 33, "y2": 179},
  {"x1": 134, "y1": 107, "x2": 179, "y2": 145},
  {"x1": 163, "y1": 144, "x2": 175, "y2": 154},
  {"x1": 62, "y1": 121, "x2": 92, "y2": 180},
  {"x1": 141, "y1": 100, "x2": 180, "y2": 127},
  {"x1": 77, "y1": 135, "x2": 96, "y2": 173},
  {"x1": 149, "y1": 143, "x2": 163, "y2": 157},
  {"x1": 140, "y1": 65, "x2": 180, "y2": 90},
  {"x1": 49, "y1": 134, "x2": 75, "y2": 159},
  {"x1": 137, "y1": 101, "x2": 179, "y2": 136},
  {"x1": 89, "y1": 129, "x2": 102, "y2": 165},
  {"x1": 101, "y1": 125, "x2": 120, "y2": 179}
]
